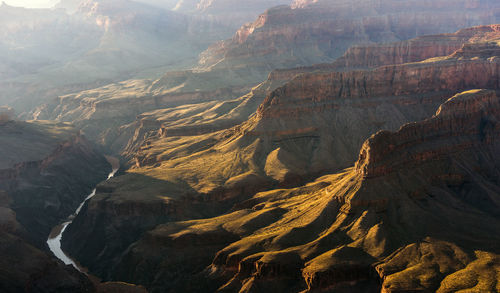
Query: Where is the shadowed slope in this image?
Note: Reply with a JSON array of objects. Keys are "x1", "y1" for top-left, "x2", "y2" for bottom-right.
[
  {"x1": 61, "y1": 27, "x2": 500, "y2": 291},
  {"x1": 129, "y1": 37, "x2": 500, "y2": 201},
  {"x1": 114, "y1": 89, "x2": 500, "y2": 292},
  {"x1": 0, "y1": 120, "x2": 114, "y2": 292},
  {"x1": 36, "y1": 4, "x2": 500, "y2": 149}
]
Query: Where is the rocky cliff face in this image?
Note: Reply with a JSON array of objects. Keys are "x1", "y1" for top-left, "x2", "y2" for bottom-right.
[
  {"x1": 265, "y1": 24, "x2": 500, "y2": 89},
  {"x1": 199, "y1": 0, "x2": 500, "y2": 76},
  {"x1": 129, "y1": 37, "x2": 500, "y2": 198},
  {"x1": 356, "y1": 89, "x2": 500, "y2": 178},
  {"x1": 36, "y1": 6, "x2": 500, "y2": 155},
  {"x1": 329, "y1": 24, "x2": 500, "y2": 70},
  {"x1": 111, "y1": 89, "x2": 500, "y2": 292},
  {"x1": 61, "y1": 29, "x2": 500, "y2": 291}
]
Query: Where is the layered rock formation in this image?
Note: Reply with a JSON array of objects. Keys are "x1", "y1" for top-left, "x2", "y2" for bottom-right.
[
  {"x1": 35, "y1": 76, "x2": 253, "y2": 151},
  {"x1": 61, "y1": 29, "x2": 500, "y2": 290},
  {"x1": 111, "y1": 89, "x2": 500, "y2": 292},
  {"x1": 35, "y1": 1, "x2": 500, "y2": 151},
  {"x1": 199, "y1": 0, "x2": 500, "y2": 77},
  {"x1": 274, "y1": 24, "x2": 500, "y2": 76},
  {"x1": 127, "y1": 36, "x2": 500, "y2": 199},
  {"x1": 118, "y1": 25, "x2": 500, "y2": 159}
]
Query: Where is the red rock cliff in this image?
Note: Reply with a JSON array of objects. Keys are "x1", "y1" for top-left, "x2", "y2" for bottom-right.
[{"x1": 356, "y1": 89, "x2": 500, "y2": 178}]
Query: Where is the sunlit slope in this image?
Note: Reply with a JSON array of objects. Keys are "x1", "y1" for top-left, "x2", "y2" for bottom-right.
[
  {"x1": 127, "y1": 38, "x2": 500, "y2": 201},
  {"x1": 116, "y1": 89, "x2": 500, "y2": 292},
  {"x1": 122, "y1": 25, "x2": 500, "y2": 157},
  {"x1": 37, "y1": 5, "x2": 500, "y2": 150}
]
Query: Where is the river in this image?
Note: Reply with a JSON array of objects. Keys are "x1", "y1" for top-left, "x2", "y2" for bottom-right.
[{"x1": 47, "y1": 156, "x2": 119, "y2": 272}]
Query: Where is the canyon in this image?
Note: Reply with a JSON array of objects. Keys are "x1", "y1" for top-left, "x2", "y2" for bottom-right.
[
  {"x1": 0, "y1": 119, "x2": 108, "y2": 292},
  {"x1": 59, "y1": 26, "x2": 500, "y2": 292},
  {"x1": 0, "y1": 118, "x2": 151, "y2": 292},
  {"x1": 0, "y1": 0, "x2": 288, "y2": 114},
  {"x1": 0, "y1": 0, "x2": 499, "y2": 292},
  {"x1": 72, "y1": 89, "x2": 500, "y2": 292},
  {"x1": 125, "y1": 27, "x2": 500, "y2": 201},
  {"x1": 35, "y1": 1, "x2": 500, "y2": 153}
]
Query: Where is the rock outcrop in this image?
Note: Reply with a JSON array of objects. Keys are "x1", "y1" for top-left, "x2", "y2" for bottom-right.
[
  {"x1": 36, "y1": 3, "x2": 500, "y2": 152},
  {"x1": 128, "y1": 36, "x2": 500, "y2": 199},
  {"x1": 199, "y1": 0, "x2": 500, "y2": 75},
  {"x1": 62, "y1": 28, "x2": 500, "y2": 291},
  {"x1": 111, "y1": 89, "x2": 500, "y2": 292},
  {"x1": 356, "y1": 89, "x2": 500, "y2": 178}
]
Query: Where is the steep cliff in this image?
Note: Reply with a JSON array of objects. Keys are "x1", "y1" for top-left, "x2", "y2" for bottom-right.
[
  {"x1": 62, "y1": 32, "x2": 500, "y2": 289},
  {"x1": 199, "y1": 0, "x2": 500, "y2": 76},
  {"x1": 36, "y1": 2, "x2": 500, "y2": 151},
  {"x1": 118, "y1": 25, "x2": 500, "y2": 160},
  {"x1": 129, "y1": 38, "x2": 500, "y2": 199},
  {"x1": 113, "y1": 89, "x2": 500, "y2": 292}
]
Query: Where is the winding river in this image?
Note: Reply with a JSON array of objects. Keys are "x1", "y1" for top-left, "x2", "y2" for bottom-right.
[{"x1": 47, "y1": 156, "x2": 119, "y2": 272}]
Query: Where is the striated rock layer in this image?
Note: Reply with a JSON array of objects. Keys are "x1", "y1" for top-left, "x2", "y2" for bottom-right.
[
  {"x1": 37, "y1": 2, "x2": 500, "y2": 151},
  {"x1": 121, "y1": 25, "x2": 500, "y2": 160},
  {"x1": 62, "y1": 29, "x2": 500, "y2": 290},
  {"x1": 113, "y1": 89, "x2": 500, "y2": 292},
  {"x1": 128, "y1": 38, "x2": 500, "y2": 200},
  {"x1": 200, "y1": 0, "x2": 500, "y2": 76}
]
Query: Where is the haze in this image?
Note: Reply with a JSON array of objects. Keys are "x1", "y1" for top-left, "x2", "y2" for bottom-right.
[
  {"x1": 2, "y1": 0, "x2": 58, "y2": 8},
  {"x1": 0, "y1": 1, "x2": 499, "y2": 292}
]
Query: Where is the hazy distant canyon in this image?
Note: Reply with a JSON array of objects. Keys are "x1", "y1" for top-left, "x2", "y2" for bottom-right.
[{"x1": 0, "y1": 0, "x2": 499, "y2": 292}]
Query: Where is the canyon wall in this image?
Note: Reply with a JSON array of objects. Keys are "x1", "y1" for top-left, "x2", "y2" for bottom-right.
[
  {"x1": 0, "y1": 120, "x2": 112, "y2": 292},
  {"x1": 61, "y1": 30, "x2": 500, "y2": 291},
  {"x1": 112, "y1": 89, "x2": 500, "y2": 292}
]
